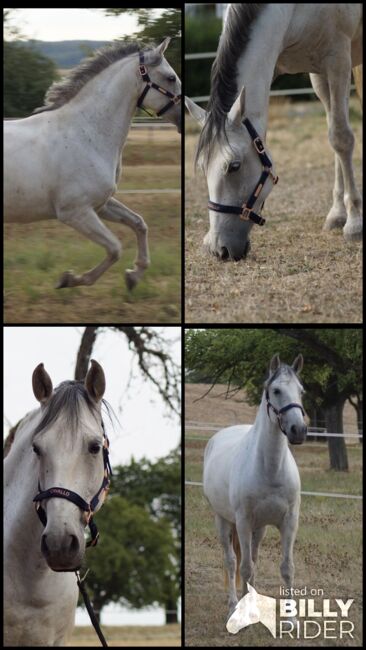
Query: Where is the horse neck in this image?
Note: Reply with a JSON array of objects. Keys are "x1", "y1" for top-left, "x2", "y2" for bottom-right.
[
  {"x1": 234, "y1": 8, "x2": 289, "y2": 137},
  {"x1": 64, "y1": 57, "x2": 139, "y2": 155},
  {"x1": 252, "y1": 392, "x2": 289, "y2": 475}
]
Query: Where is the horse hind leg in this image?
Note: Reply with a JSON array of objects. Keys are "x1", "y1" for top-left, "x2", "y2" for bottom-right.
[
  {"x1": 215, "y1": 515, "x2": 238, "y2": 616},
  {"x1": 99, "y1": 197, "x2": 150, "y2": 291},
  {"x1": 56, "y1": 207, "x2": 121, "y2": 288}
]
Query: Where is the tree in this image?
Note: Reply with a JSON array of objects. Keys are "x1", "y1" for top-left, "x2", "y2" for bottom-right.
[{"x1": 185, "y1": 328, "x2": 362, "y2": 470}]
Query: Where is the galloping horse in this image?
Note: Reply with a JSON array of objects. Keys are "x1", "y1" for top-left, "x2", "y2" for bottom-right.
[
  {"x1": 203, "y1": 354, "x2": 307, "y2": 620},
  {"x1": 4, "y1": 360, "x2": 112, "y2": 646},
  {"x1": 5, "y1": 39, "x2": 181, "y2": 289},
  {"x1": 186, "y1": 4, "x2": 362, "y2": 260}
]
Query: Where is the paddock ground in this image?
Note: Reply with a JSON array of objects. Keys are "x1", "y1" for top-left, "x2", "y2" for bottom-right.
[
  {"x1": 70, "y1": 624, "x2": 181, "y2": 646},
  {"x1": 185, "y1": 98, "x2": 362, "y2": 323},
  {"x1": 4, "y1": 127, "x2": 181, "y2": 324},
  {"x1": 185, "y1": 384, "x2": 363, "y2": 646}
]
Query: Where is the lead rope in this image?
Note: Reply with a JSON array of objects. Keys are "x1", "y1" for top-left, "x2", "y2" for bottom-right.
[{"x1": 76, "y1": 569, "x2": 108, "y2": 647}]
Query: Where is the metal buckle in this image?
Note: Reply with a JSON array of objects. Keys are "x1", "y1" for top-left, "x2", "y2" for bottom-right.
[
  {"x1": 240, "y1": 207, "x2": 251, "y2": 221},
  {"x1": 173, "y1": 95, "x2": 181, "y2": 105},
  {"x1": 139, "y1": 64, "x2": 147, "y2": 76},
  {"x1": 253, "y1": 136, "x2": 265, "y2": 155}
]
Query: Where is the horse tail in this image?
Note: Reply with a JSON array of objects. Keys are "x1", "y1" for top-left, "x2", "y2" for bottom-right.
[
  {"x1": 353, "y1": 65, "x2": 362, "y2": 106},
  {"x1": 232, "y1": 524, "x2": 241, "y2": 588}
]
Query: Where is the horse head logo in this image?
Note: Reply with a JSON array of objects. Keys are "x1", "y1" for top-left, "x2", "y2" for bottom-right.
[{"x1": 226, "y1": 583, "x2": 277, "y2": 637}]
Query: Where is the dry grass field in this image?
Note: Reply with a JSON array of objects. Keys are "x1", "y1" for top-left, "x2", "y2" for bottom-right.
[
  {"x1": 4, "y1": 127, "x2": 181, "y2": 324},
  {"x1": 185, "y1": 384, "x2": 363, "y2": 646},
  {"x1": 70, "y1": 624, "x2": 181, "y2": 646},
  {"x1": 185, "y1": 98, "x2": 362, "y2": 323}
]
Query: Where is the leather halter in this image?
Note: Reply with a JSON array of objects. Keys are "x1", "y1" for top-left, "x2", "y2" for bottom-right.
[
  {"x1": 137, "y1": 51, "x2": 181, "y2": 117},
  {"x1": 265, "y1": 390, "x2": 305, "y2": 436},
  {"x1": 207, "y1": 117, "x2": 278, "y2": 226},
  {"x1": 33, "y1": 423, "x2": 112, "y2": 548}
]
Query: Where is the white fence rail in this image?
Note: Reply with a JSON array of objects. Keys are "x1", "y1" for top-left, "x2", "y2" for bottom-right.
[{"x1": 185, "y1": 480, "x2": 362, "y2": 500}]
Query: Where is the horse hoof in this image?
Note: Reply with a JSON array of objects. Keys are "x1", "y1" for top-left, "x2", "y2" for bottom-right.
[
  {"x1": 125, "y1": 269, "x2": 138, "y2": 291},
  {"x1": 343, "y1": 224, "x2": 362, "y2": 242},
  {"x1": 56, "y1": 271, "x2": 74, "y2": 289}
]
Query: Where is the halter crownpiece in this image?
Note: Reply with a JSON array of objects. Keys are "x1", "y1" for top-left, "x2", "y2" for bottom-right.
[
  {"x1": 137, "y1": 51, "x2": 181, "y2": 117},
  {"x1": 33, "y1": 422, "x2": 112, "y2": 548},
  {"x1": 208, "y1": 117, "x2": 278, "y2": 226}
]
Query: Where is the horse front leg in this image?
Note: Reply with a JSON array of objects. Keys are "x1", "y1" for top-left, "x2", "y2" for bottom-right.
[
  {"x1": 56, "y1": 208, "x2": 121, "y2": 288},
  {"x1": 325, "y1": 52, "x2": 362, "y2": 241},
  {"x1": 99, "y1": 197, "x2": 150, "y2": 290},
  {"x1": 235, "y1": 515, "x2": 254, "y2": 599}
]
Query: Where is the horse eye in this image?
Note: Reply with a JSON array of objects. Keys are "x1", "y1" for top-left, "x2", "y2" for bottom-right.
[
  {"x1": 224, "y1": 161, "x2": 241, "y2": 174},
  {"x1": 89, "y1": 443, "x2": 101, "y2": 455},
  {"x1": 32, "y1": 444, "x2": 41, "y2": 456},
  {"x1": 273, "y1": 388, "x2": 281, "y2": 396},
  {"x1": 167, "y1": 74, "x2": 176, "y2": 82}
]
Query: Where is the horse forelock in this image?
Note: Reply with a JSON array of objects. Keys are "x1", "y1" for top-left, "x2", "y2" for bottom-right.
[
  {"x1": 32, "y1": 380, "x2": 102, "y2": 444},
  {"x1": 266, "y1": 364, "x2": 297, "y2": 388},
  {"x1": 196, "y1": 3, "x2": 267, "y2": 166}
]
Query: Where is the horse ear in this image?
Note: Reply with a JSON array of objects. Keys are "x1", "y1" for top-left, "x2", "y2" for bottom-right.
[
  {"x1": 32, "y1": 363, "x2": 53, "y2": 404},
  {"x1": 85, "y1": 359, "x2": 106, "y2": 402},
  {"x1": 269, "y1": 354, "x2": 281, "y2": 374},
  {"x1": 292, "y1": 354, "x2": 304, "y2": 375},
  {"x1": 156, "y1": 37, "x2": 170, "y2": 56},
  {"x1": 185, "y1": 96, "x2": 207, "y2": 127},
  {"x1": 228, "y1": 86, "x2": 246, "y2": 127}
]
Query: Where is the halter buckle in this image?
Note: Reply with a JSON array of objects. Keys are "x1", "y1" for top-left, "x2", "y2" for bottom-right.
[
  {"x1": 240, "y1": 207, "x2": 251, "y2": 221},
  {"x1": 173, "y1": 95, "x2": 181, "y2": 105},
  {"x1": 139, "y1": 64, "x2": 147, "y2": 77},
  {"x1": 253, "y1": 136, "x2": 265, "y2": 155}
]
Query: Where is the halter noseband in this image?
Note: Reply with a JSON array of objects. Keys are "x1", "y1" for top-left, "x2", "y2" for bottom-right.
[
  {"x1": 265, "y1": 389, "x2": 305, "y2": 436},
  {"x1": 207, "y1": 118, "x2": 278, "y2": 226},
  {"x1": 33, "y1": 423, "x2": 112, "y2": 548},
  {"x1": 137, "y1": 51, "x2": 181, "y2": 117}
]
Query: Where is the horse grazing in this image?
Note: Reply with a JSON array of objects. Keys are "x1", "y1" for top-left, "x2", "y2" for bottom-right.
[
  {"x1": 186, "y1": 4, "x2": 362, "y2": 261},
  {"x1": 4, "y1": 360, "x2": 112, "y2": 646},
  {"x1": 203, "y1": 354, "x2": 307, "y2": 621},
  {"x1": 4, "y1": 38, "x2": 181, "y2": 290}
]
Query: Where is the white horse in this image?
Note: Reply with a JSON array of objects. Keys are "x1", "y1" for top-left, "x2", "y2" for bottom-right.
[
  {"x1": 203, "y1": 354, "x2": 307, "y2": 621},
  {"x1": 186, "y1": 4, "x2": 362, "y2": 260},
  {"x1": 4, "y1": 38, "x2": 181, "y2": 290},
  {"x1": 4, "y1": 360, "x2": 111, "y2": 646}
]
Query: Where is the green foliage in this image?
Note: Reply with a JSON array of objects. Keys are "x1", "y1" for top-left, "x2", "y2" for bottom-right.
[{"x1": 4, "y1": 41, "x2": 58, "y2": 117}]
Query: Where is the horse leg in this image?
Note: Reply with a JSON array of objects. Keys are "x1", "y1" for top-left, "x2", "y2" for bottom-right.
[
  {"x1": 99, "y1": 197, "x2": 149, "y2": 291},
  {"x1": 56, "y1": 207, "x2": 121, "y2": 288},
  {"x1": 235, "y1": 515, "x2": 254, "y2": 598},
  {"x1": 321, "y1": 50, "x2": 362, "y2": 240},
  {"x1": 215, "y1": 515, "x2": 238, "y2": 615},
  {"x1": 251, "y1": 526, "x2": 267, "y2": 584},
  {"x1": 310, "y1": 73, "x2": 348, "y2": 230},
  {"x1": 279, "y1": 509, "x2": 299, "y2": 623}
]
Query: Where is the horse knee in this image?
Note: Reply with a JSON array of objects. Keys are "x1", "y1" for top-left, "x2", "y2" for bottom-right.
[
  {"x1": 328, "y1": 124, "x2": 354, "y2": 156},
  {"x1": 137, "y1": 219, "x2": 148, "y2": 235},
  {"x1": 240, "y1": 559, "x2": 254, "y2": 584},
  {"x1": 280, "y1": 559, "x2": 294, "y2": 585},
  {"x1": 109, "y1": 241, "x2": 122, "y2": 262}
]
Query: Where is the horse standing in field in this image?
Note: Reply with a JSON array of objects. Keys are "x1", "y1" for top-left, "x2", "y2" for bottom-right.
[
  {"x1": 4, "y1": 39, "x2": 181, "y2": 290},
  {"x1": 4, "y1": 360, "x2": 112, "y2": 646},
  {"x1": 186, "y1": 4, "x2": 362, "y2": 261},
  {"x1": 203, "y1": 354, "x2": 307, "y2": 620}
]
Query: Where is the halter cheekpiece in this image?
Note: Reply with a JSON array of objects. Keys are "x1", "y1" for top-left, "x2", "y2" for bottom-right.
[
  {"x1": 208, "y1": 118, "x2": 278, "y2": 226},
  {"x1": 33, "y1": 421, "x2": 112, "y2": 548},
  {"x1": 265, "y1": 389, "x2": 304, "y2": 436},
  {"x1": 137, "y1": 51, "x2": 181, "y2": 117}
]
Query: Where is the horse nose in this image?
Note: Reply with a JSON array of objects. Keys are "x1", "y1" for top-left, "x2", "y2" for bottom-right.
[
  {"x1": 42, "y1": 532, "x2": 80, "y2": 556},
  {"x1": 290, "y1": 424, "x2": 307, "y2": 441},
  {"x1": 216, "y1": 241, "x2": 250, "y2": 261},
  {"x1": 219, "y1": 246, "x2": 230, "y2": 260}
]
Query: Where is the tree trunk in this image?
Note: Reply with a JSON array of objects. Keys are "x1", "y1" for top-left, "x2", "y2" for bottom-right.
[
  {"x1": 165, "y1": 597, "x2": 178, "y2": 624},
  {"x1": 325, "y1": 402, "x2": 348, "y2": 470}
]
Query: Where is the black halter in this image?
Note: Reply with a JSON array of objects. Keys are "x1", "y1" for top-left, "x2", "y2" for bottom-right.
[
  {"x1": 207, "y1": 117, "x2": 278, "y2": 226},
  {"x1": 137, "y1": 51, "x2": 181, "y2": 117},
  {"x1": 265, "y1": 390, "x2": 305, "y2": 436},
  {"x1": 33, "y1": 423, "x2": 112, "y2": 548}
]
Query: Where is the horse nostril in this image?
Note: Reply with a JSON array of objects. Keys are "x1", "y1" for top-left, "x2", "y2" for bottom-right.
[
  {"x1": 220, "y1": 247, "x2": 229, "y2": 260},
  {"x1": 69, "y1": 534, "x2": 79, "y2": 554}
]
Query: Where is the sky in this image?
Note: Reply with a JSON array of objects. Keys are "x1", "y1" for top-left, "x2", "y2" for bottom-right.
[
  {"x1": 5, "y1": 8, "x2": 140, "y2": 41},
  {"x1": 3, "y1": 326, "x2": 181, "y2": 626}
]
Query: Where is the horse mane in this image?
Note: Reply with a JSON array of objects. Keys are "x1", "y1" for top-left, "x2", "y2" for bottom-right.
[
  {"x1": 196, "y1": 3, "x2": 267, "y2": 166},
  {"x1": 33, "y1": 40, "x2": 158, "y2": 114}
]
